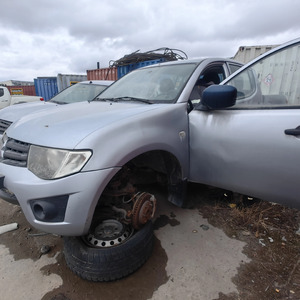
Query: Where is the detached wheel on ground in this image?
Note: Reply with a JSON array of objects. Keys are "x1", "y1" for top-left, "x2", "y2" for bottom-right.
[{"x1": 63, "y1": 220, "x2": 154, "y2": 282}]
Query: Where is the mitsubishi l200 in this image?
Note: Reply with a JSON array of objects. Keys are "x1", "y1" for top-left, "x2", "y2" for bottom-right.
[{"x1": 1, "y1": 39, "x2": 299, "y2": 281}]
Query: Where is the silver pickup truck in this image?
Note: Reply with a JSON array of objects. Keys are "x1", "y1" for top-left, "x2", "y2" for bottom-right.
[{"x1": 1, "y1": 39, "x2": 299, "y2": 282}]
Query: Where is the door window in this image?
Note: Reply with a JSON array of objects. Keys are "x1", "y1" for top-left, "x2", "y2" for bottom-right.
[
  {"x1": 189, "y1": 65, "x2": 226, "y2": 103},
  {"x1": 228, "y1": 63, "x2": 242, "y2": 74},
  {"x1": 226, "y1": 43, "x2": 300, "y2": 108}
]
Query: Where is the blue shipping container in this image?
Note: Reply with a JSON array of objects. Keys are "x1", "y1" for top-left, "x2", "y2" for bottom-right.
[
  {"x1": 34, "y1": 77, "x2": 58, "y2": 101},
  {"x1": 117, "y1": 58, "x2": 166, "y2": 78}
]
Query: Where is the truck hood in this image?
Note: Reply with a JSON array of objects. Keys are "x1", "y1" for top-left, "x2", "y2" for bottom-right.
[
  {"x1": 0, "y1": 101, "x2": 56, "y2": 122},
  {"x1": 8, "y1": 101, "x2": 165, "y2": 148}
]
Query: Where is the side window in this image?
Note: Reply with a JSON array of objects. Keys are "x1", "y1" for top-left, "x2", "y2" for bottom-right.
[
  {"x1": 189, "y1": 65, "x2": 226, "y2": 103},
  {"x1": 227, "y1": 42, "x2": 300, "y2": 107},
  {"x1": 228, "y1": 63, "x2": 242, "y2": 74},
  {"x1": 0, "y1": 88, "x2": 4, "y2": 97}
]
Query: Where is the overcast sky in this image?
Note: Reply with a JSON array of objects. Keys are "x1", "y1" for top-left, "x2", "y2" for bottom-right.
[{"x1": 0, "y1": 0, "x2": 299, "y2": 82}]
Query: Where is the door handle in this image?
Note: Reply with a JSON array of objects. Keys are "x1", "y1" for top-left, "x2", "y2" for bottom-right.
[{"x1": 285, "y1": 126, "x2": 300, "y2": 136}]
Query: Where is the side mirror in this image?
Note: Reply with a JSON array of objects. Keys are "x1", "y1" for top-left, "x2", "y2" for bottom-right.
[{"x1": 196, "y1": 85, "x2": 237, "y2": 110}]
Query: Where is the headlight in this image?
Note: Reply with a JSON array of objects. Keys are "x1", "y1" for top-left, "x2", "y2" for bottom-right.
[{"x1": 28, "y1": 145, "x2": 92, "y2": 179}]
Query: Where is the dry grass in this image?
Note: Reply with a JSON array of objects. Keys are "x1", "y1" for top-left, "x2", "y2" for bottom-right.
[{"x1": 189, "y1": 186, "x2": 300, "y2": 300}]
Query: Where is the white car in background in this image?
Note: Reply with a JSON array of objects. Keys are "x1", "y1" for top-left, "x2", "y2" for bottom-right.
[
  {"x1": 0, "y1": 80, "x2": 113, "y2": 136},
  {"x1": 0, "y1": 86, "x2": 44, "y2": 110}
]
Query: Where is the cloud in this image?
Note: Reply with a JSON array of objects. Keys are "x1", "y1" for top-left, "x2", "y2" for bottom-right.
[{"x1": 0, "y1": 0, "x2": 299, "y2": 81}]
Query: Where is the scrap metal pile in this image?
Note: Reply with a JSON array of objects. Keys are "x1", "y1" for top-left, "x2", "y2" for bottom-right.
[{"x1": 110, "y1": 47, "x2": 188, "y2": 67}]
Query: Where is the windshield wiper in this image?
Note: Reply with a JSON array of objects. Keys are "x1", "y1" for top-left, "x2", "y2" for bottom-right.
[
  {"x1": 49, "y1": 100, "x2": 68, "y2": 104},
  {"x1": 95, "y1": 97, "x2": 154, "y2": 104},
  {"x1": 121, "y1": 97, "x2": 154, "y2": 104},
  {"x1": 94, "y1": 97, "x2": 119, "y2": 102}
]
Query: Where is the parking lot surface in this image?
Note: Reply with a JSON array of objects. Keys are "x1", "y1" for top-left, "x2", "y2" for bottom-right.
[{"x1": 0, "y1": 184, "x2": 299, "y2": 300}]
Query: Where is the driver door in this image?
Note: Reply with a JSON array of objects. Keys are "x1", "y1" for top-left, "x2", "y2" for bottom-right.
[{"x1": 188, "y1": 40, "x2": 300, "y2": 208}]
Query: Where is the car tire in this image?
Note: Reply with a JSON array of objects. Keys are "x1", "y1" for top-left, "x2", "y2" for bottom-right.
[{"x1": 63, "y1": 221, "x2": 154, "y2": 282}]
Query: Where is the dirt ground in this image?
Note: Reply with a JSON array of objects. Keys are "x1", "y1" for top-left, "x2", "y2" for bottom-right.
[
  {"x1": 0, "y1": 183, "x2": 300, "y2": 300},
  {"x1": 187, "y1": 184, "x2": 300, "y2": 300}
]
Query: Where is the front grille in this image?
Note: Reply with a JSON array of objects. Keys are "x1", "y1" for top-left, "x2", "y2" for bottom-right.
[
  {"x1": 0, "y1": 119, "x2": 13, "y2": 134},
  {"x1": 2, "y1": 138, "x2": 30, "y2": 167}
]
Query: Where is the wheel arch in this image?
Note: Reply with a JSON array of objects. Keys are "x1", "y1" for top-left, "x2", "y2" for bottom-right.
[
  {"x1": 130, "y1": 149, "x2": 187, "y2": 207},
  {"x1": 99, "y1": 149, "x2": 187, "y2": 207},
  {"x1": 84, "y1": 149, "x2": 186, "y2": 235}
]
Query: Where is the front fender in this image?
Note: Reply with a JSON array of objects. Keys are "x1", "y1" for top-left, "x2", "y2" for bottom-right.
[{"x1": 80, "y1": 103, "x2": 190, "y2": 179}]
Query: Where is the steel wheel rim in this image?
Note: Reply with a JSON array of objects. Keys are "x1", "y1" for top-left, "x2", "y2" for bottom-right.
[{"x1": 85, "y1": 219, "x2": 133, "y2": 248}]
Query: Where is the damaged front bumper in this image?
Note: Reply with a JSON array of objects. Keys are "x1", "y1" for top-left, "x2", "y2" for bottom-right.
[{"x1": 0, "y1": 164, "x2": 120, "y2": 236}]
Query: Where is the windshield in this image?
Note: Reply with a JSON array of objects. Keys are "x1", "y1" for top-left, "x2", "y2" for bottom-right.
[
  {"x1": 97, "y1": 63, "x2": 197, "y2": 103},
  {"x1": 50, "y1": 83, "x2": 109, "y2": 104}
]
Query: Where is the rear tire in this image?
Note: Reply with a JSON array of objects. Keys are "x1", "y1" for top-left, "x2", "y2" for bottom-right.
[{"x1": 63, "y1": 221, "x2": 154, "y2": 282}]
